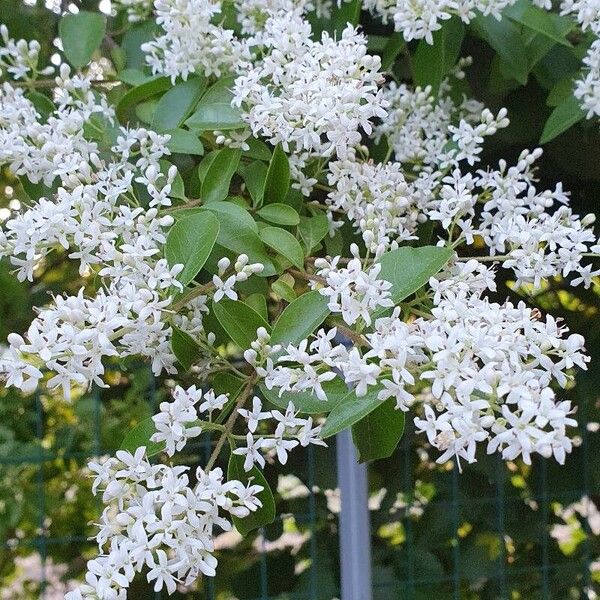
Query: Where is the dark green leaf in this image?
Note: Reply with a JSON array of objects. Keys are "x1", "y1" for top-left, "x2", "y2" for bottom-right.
[
  {"x1": 165, "y1": 211, "x2": 220, "y2": 286},
  {"x1": 271, "y1": 290, "x2": 330, "y2": 346},
  {"x1": 171, "y1": 326, "x2": 202, "y2": 370},
  {"x1": 471, "y1": 15, "x2": 529, "y2": 85},
  {"x1": 320, "y1": 387, "x2": 384, "y2": 439},
  {"x1": 260, "y1": 226, "x2": 304, "y2": 269},
  {"x1": 116, "y1": 76, "x2": 171, "y2": 123},
  {"x1": 263, "y1": 144, "x2": 290, "y2": 205},
  {"x1": 122, "y1": 20, "x2": 158, "y2": 70},
  {"x1": 298, "y1": 213, "x2": 329, "y2": 253},
  {"x1": 185, "y1": 76, "x2": 245, "y2": 131},
  {"x1": 239, "y1": 161, "x2": 268, "y2": 206},
  {"x1": 212, "y1": 298, "x2": 270, "y2": 349},
  {"x1": 201, "y1": 202, "x2": 277, "y2": 276},
  {"x1": 352, "y1": 399, "x2": 405, "y2": 462},
  {"x1": 245, "y1": 293, "x2": 268, "y2": 321},
  {"x1": 381, "y1": 32, "x2": 405, "y2": 71},
  {"x1": 257, "y1": 203, "x2": 300, "y2": 226},
  {"x1": 201, "y1": 148, "x2": 241, "y2": 203},
  {"x1": 164, "y1": 129, "x2": 204, "y2": 155},
  {"x1": 540, "y1": 93, "x2": 586, "y2": 143},
  {"x1": 375, "y1": 246, "x2": 453, "y2": 315},
  {"x1": 152, "y1": 77, "x2": 206, "y2": 131},
  {"x1": 227, "y1": 454, "x2": 275, "y2": 536},
  {"x1": 59, "y1": 11, "x2": 106, "y2": 68},
  {"x1": 413, "y1": 18, "x2": 465, "y2": 94},
  {"x1": 505, "y1": 1, "x2": 572, "y2": 48}
]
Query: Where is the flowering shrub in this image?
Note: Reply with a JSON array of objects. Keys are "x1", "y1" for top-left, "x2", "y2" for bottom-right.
[{"x1": 0, "y1": 0, "x2": 600, "y2": 597}]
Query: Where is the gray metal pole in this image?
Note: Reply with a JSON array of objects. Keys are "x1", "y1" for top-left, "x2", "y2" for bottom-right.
[{"x1": 336, "y1": 429, "x2": 373, "y2": 600}]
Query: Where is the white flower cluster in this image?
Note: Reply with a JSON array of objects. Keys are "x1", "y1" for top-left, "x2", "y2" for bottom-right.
[
  {"x1": 362, "y1": 0, "x2": 523, "y2": 43},
  {"x1": 232, "y1": 16, "x2": 387, "y2": 161},
  {"x1": 234, "y1": 397, "x2": 325, "y2": 471},
  {"x1": 142, "y1": 0, "x2": 250, "y2": 82},
  {"x1": 66, "y1": 447, "x2": 262, "y2": 599},
  {"x1": 312, "y1": 246, "x2": 394, "y2": 325},
  {"x1": 213, "y1": 255, "x2": 265, "y2": 302},
  {"x1": 151, "y1": 385, "x2": 229, "y2": 456},
  {"x1": 260, "y1": 261, "x2": 588, "y2": 468},
  {"x1": 0, "y1": 24, "x2": 53, "y2": 80}
]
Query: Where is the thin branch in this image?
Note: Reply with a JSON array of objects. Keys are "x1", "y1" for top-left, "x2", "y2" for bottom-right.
[{"x1": 205, "y1": 373, "x2": 257, "y2": 470}]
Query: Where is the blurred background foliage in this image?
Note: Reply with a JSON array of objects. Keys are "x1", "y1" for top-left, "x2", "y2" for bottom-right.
[{"x1": 0, "y1": 0, "x2": 599, "y2": 598}]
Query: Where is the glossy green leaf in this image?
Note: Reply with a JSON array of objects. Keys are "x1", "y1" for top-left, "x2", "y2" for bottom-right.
[
  {"x1": 202, "y1": 202, "x2": 277, "y2": 276},
  {"x1": 374, "y1": 246, "x2": 453, "y2": 317},
  {"x1": 116, "y1": 76, "x2": 171, "y2": 123},
  {"x1": 381, "y1": 32, "x2": 405, "y2": 71},
  {"x1": 352, "y1": 399, "x2": 405, "y2": 462},
  {"x1": 121, "y1": 417, "x2": 164, "y2": 457},
  {"x1": 413, "y1": 18, "x2": 465, "y2": 94},
  {"x1": 152, "y1": 77, "x2": 206, "y2": 131},
  {"x1": 271, "y1": 290, "x2": 330, "y2": 346},
  {"x1": 472, "y1": 15, "x2": 529, "y2": 85},
  {"x1": 227, "y1": 453, "x2": 275, "y2": 536},
  {"x1": 122, "y1": 20, "x2": 158, "y2": 70},
  {"x1": 245, "y1": 293, "x2": 268, "y2": 321},
  {"x1": 171, "y1": 326, "x2": 202, "y2": 370},
  {"x1": 239, "y1": 160, "x2": 268, "y2": 206},
  {"x1": 59, "y1": 11, "x2": 106, "y2": 68},
  {"x1": 271, "y1": 277, "x2": 296, "y2": 303},
  {"x1": 263, "y1": 144, "x2": 290, "y2": 205},
  {"x1": 257, "y1": 203, "x2": 300, "y2": 226},
  {"x1": 320, "y1": 387, "x2": 384, "y2": 439},
  {"x1": 201, "y1": 148, "x2": 241, "y2": 203},
  {"x1": 298, "y1": 213, "x2": 329, "y2": 253},
  {"x1": 165, "y1": 211, "x2": 220, "y2": 286},
  {"x1": 540, "y1": 94, "x2": 586, "y2": 143},
  {"x1": 212, "y1": 298, "x2": 270, "y2": 350},
  {"x1": 260, "y1": 226, "x2": 304, "y2": 269},
  {"x1": 185, "y1": 77, "x2": 245, "y2": 131},
  {"x1": 164, "y1": 129, "x2": 204, "y2": 155},
  {"x1": 505, "y1": 1, "x2": 572, "y2": 48},
  {"x1": 260, "y1": 377, "x2": 348, "y2": 414}
]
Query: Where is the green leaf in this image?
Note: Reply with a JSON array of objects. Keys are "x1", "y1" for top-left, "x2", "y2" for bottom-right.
[
  {"x1": 245, "y1": 293, "x2": 268, "y2": 321},
  {"x1": 260, "y1": 226, "x2": 304, "y2": 269},
  {"x1": 185, "y1": 76, "x2": 245, "y2": 131},
  {"x1": 227, "y1": 453, "x2": 275, "y2": 536},
  {"x1": 271, "y1": 290, "x2": 330, "y2": 347},
  {"x1": 547, "y1": 77, "x2": 576, "y2": 107},
  {"x1": 260, "y1": 378, "x2": 348, "y2": 414},
  {"x1": 413, "y1": 18, "x2": 465, "y2": 94},
  {"x1": 375, "y1": 246, "x2": 453, "y2": 315},
  {"x1": 116, "y1": 76, "x2": 171, "y2": 123},
  {"x1": 352, "y1": 399, "x2": 405, "y2": 462},
  {"x1": 165, "y1": 211, "x2": 220, "y2": 286},
  {"x1": 121, "y1": 417, "x2": 164, "y2": 457},
  {"x1": 540, "y1": 94, "x2": 586, "y2": 143},
  {"x1": 171, "y1": 326, "x2": 202, "y2": 370},
  {"x1": 271, "y1": 278, "x2": 296, "y2": 303},
  {"x1": 257, "y1": 203, "x2": 300, "y2": 226},
  {"x1": 212, "y1": 298, "x2": 270, "y2": 350},
  {"x1": 122, "y1": 20, "x2": 158, "y2": 70},
  {"x1": 263, "y1": 144, "x2": 290, "y2": 205},
  {"x1": 152, "y1": 77, "x2": 206, "y2": 131},
  {"x1": 320, "y1": 387, "x2": 384, "y2": 439},
  {"x1": 381, "y1": 32, "x2": 405, "y2": 71},
  {"x1": 26, "y1": 91, "x2": 54, "y2": 121},
  {"x1": 201, "y1": 202, "x2": 277, "y2": 276},
  {"x1": 164, "y1": 129, "x2": 204, "y2": 155},
  {"x1": 505, "y1": 1, "x2": 572, "y2": 48},
  {"x1": 59, "y1": 11, "x2": 106, "y2": 68},
  {"x1": 239, "y1": 160, "x2": 268, "y2": 206},
  {"x1": 201, "y1": 148, "x2": 241, "y2": 203},
  {"x1": 471, "y1": 15, "x2": 529, "y2": 85},
  {"x1": 298, "y1": 213, "x2": 329, "y2": 253}
]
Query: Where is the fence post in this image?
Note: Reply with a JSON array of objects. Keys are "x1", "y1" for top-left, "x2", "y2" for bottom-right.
[{"x1": 336, "y1": 429, "x2": 373, "y2": 600}]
